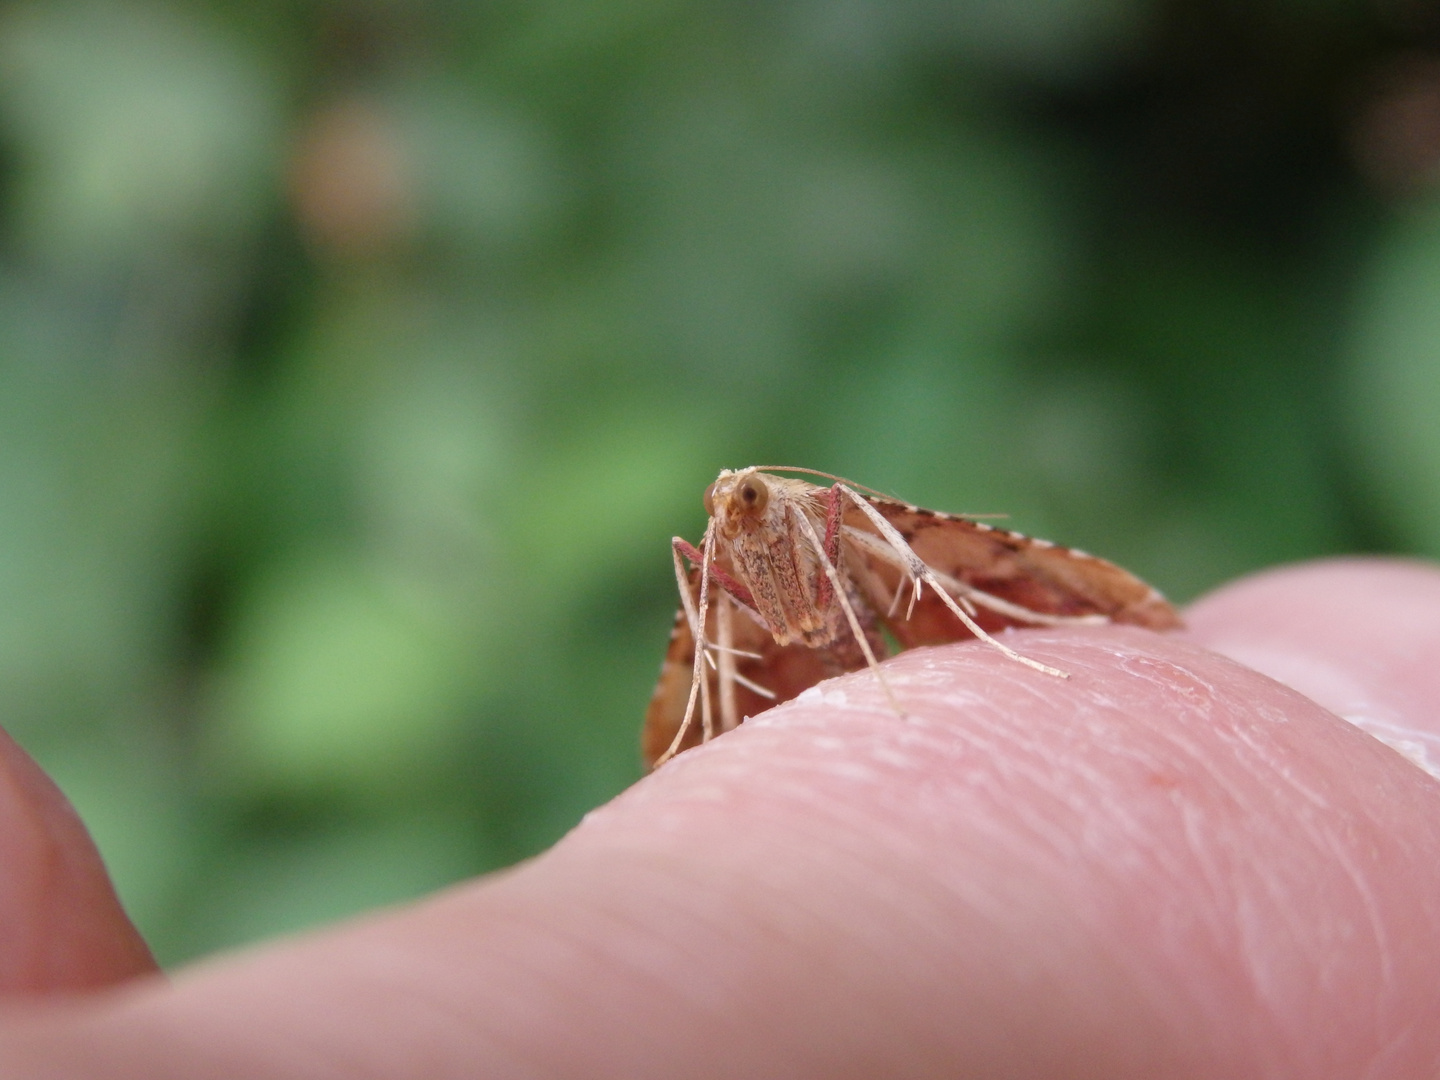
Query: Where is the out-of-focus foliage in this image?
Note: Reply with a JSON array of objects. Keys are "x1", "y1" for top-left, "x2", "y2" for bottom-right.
[{"x1": 0, "y1": 0, "x2": 1436, "y2": 963}]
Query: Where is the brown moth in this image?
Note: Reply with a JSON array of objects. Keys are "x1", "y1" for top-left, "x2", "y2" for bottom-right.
[{"x1": 643, "y1": 467, "x2": 1182, "y2": 769}]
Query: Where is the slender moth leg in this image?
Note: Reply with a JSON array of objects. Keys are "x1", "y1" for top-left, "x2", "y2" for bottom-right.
[
  {"x1": 659, "y1": 520, "x2": 718, "y2": 766},
  {"x1": 716, "y1": 593, "x2": 739, "y2": 733},
  {"x1": 698, "y1": 615, "x2": 714, "y2": 743},
  {"x1": 666, "y1": 536, "x2": 769, "y2": 751},
  {"x1": 671, "y1": 539, "x2": 702, "y2": 640},
  {"x1": 673, "y1": 537, "x2": 758, "y2": 611},
  {"x1": 841, "y1": 526, "x2": 1106, "y2": 628}
]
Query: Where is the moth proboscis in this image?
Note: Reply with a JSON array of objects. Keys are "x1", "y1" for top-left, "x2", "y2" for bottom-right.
[{"x1": 644, "y1": 467, "x2": 1181, "y2": 769}]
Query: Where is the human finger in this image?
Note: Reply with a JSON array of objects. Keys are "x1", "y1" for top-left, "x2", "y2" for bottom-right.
[
  {"x1": 0, "y1": 726, "x2": 156, "y2": 999},
  {"x1": 1185, "y1": 557, "x2": 1440, "y2": 771},
  {"x1": 2, "y1": 618, "x2": 1438, "y2": 1077}
]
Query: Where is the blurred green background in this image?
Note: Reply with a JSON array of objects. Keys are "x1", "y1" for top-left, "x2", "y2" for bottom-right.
[{"x1": 1, "y1": 0, "x2": 1438, "y2": 965}]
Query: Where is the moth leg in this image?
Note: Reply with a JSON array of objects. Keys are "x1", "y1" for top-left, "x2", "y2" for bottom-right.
[
  {"x1": 715, "y1": 591, "x2": 740, "y2": 733},
  {"x1": 674, "y1": 537, "x2": 758, "y2": 612},
  {"x1": 673, "y1": 537, "x2": 766, "y2": 741},
  {"x1": 671, "y1": 538, "x2": 703, "y2": 641},
  {"x1": 730, "y1": 670, "x2": 776, "y2": 700},
  {"x1": 658, "y1": 521, "x2": 718, "y2": 766},
  {"x1": 842, "y1": 526, "x2": 926, "y2": 618},
  {"x1": 839, "y1": 488, "x2": 1070, "y2": 679},
  {"x1": 843, "y1": 528, "x2": 1093, "y2": 627},
  {"x1": 928, "y1": 567, "x2": 1108, "y2": 628},
  {"x1": 699, "y1": 632, "x2": 714, "y2": 743},
  {"x1": 886, "y1": 572, "x2": 907, "y2": 619}
]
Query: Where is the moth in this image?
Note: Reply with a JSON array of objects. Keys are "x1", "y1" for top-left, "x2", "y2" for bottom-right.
[{"x1": 643, "y1": 467, "x2": 1181, "y2": 769}]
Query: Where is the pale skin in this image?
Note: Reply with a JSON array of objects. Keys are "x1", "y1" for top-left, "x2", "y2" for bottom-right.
[{"x1": 2, "y1": 559, "x2": 1440, "y2": 1077}]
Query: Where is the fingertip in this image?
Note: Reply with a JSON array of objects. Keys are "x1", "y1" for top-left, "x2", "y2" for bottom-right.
[
  {"x1": 0, "y1": 725, "x2": 157, "y2": 998},
  {"x1": 1184, "y1": 557, "x2": 1440, "y2": 758},
  {"x1": 1184, "y1": 556, "x2": 1440, "y2": 643}
]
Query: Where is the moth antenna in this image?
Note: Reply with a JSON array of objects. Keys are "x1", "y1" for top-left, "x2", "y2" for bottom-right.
[
  {"x1": 658, "y1": 519, "x2": 718, "y2": 766},
  {"x1": 794, "y1": 510, "x2": 905, "y2": 717},
  {"x1": 750, "y1": 466, "x2": 895, "y2": 502},
  {"x1": 758, "y1": 467, "x2": 1008, "y2": 518},
  {"x1": 839, "y1": 487, "x2": 1070, "y2": 679}
]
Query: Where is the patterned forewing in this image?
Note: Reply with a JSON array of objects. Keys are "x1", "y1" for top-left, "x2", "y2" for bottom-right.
[{"x1": 843, "y1": 499, "x2": 1181, "y2": 648}]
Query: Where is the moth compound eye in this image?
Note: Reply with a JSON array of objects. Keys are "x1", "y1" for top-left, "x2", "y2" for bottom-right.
[
  {"x1": 703, "y1": 483, "x2": 716, "y2": 516},
  {"x1": 737, "y1": 477, "x2": 769, "y2": 513}
]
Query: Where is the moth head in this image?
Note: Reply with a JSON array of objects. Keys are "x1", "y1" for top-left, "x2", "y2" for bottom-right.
[{"x1": 707, "y1": 469, "x2": 771, "y2": 531}]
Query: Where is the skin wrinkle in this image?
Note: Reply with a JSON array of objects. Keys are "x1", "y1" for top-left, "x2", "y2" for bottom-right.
[
  {"x1": 1115, "y1": 663, "x2": 1395, "y2": 1053},
  {"x1": 303, "y1": 887, "x2": 700, "y2": 1080},
  {"x1": 1126, "y1": 707, "x2": 1287, "y2": 952},
  {"x1": 706, "y1": 645, "x2": 1213, "y2": 1000},
  {"x1": 924, "y1": 653, "x2": 1222, "y2": 896},
  {"x1": 1106, "y1": 653, "x2": 1358, "y2": 974},
  {"x1": 628, "y1": 696, "x2": 1077, "y2": 958},
  {"x1": 1127, "y1": 654, "x2": 1398, "y2": 1061},
  {"x1": 1360, "y1": 1033, "x2": 1414, "y2": 1080},
  {"x1": 1186, "y1": 638, "x2": 1427, "y2": 1053},
  {"x1": 1317, "y1": 828, "x2": 1394, "y2": 1013},
  {"x1": 790, "y1": 696, "x2": 1089, "y2": 871},
  {"x1": 1201, "y1": 693, "x2": 1404, "y2": 1024},
  {"x1": 552, "y1": 811, "x2": 989, "y2": 1078},
  {"x1": 1003, "y1": 652, "x2": 1272, "y2": 1035},
  {"x1": 1231, "y1": 757, "x2": 1392, "y2": 1016},
  {"x1": 494, "y1": 884, "x2": 743, "y2": 1067},
  {"x1": 783, "y1": 640, "x2": 1262, "y2": 1069},
  {"x1": 790, "y1": 648, "x2": 1214, "y2": 952}
]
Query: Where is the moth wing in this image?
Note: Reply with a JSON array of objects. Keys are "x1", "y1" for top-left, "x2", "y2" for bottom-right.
[
  {"x1": 642, "y1": 571, "x2": 862, "y2": 769},
  {"x1": 842, "y1": 499, "x2": 1181, "y2": 649}
]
